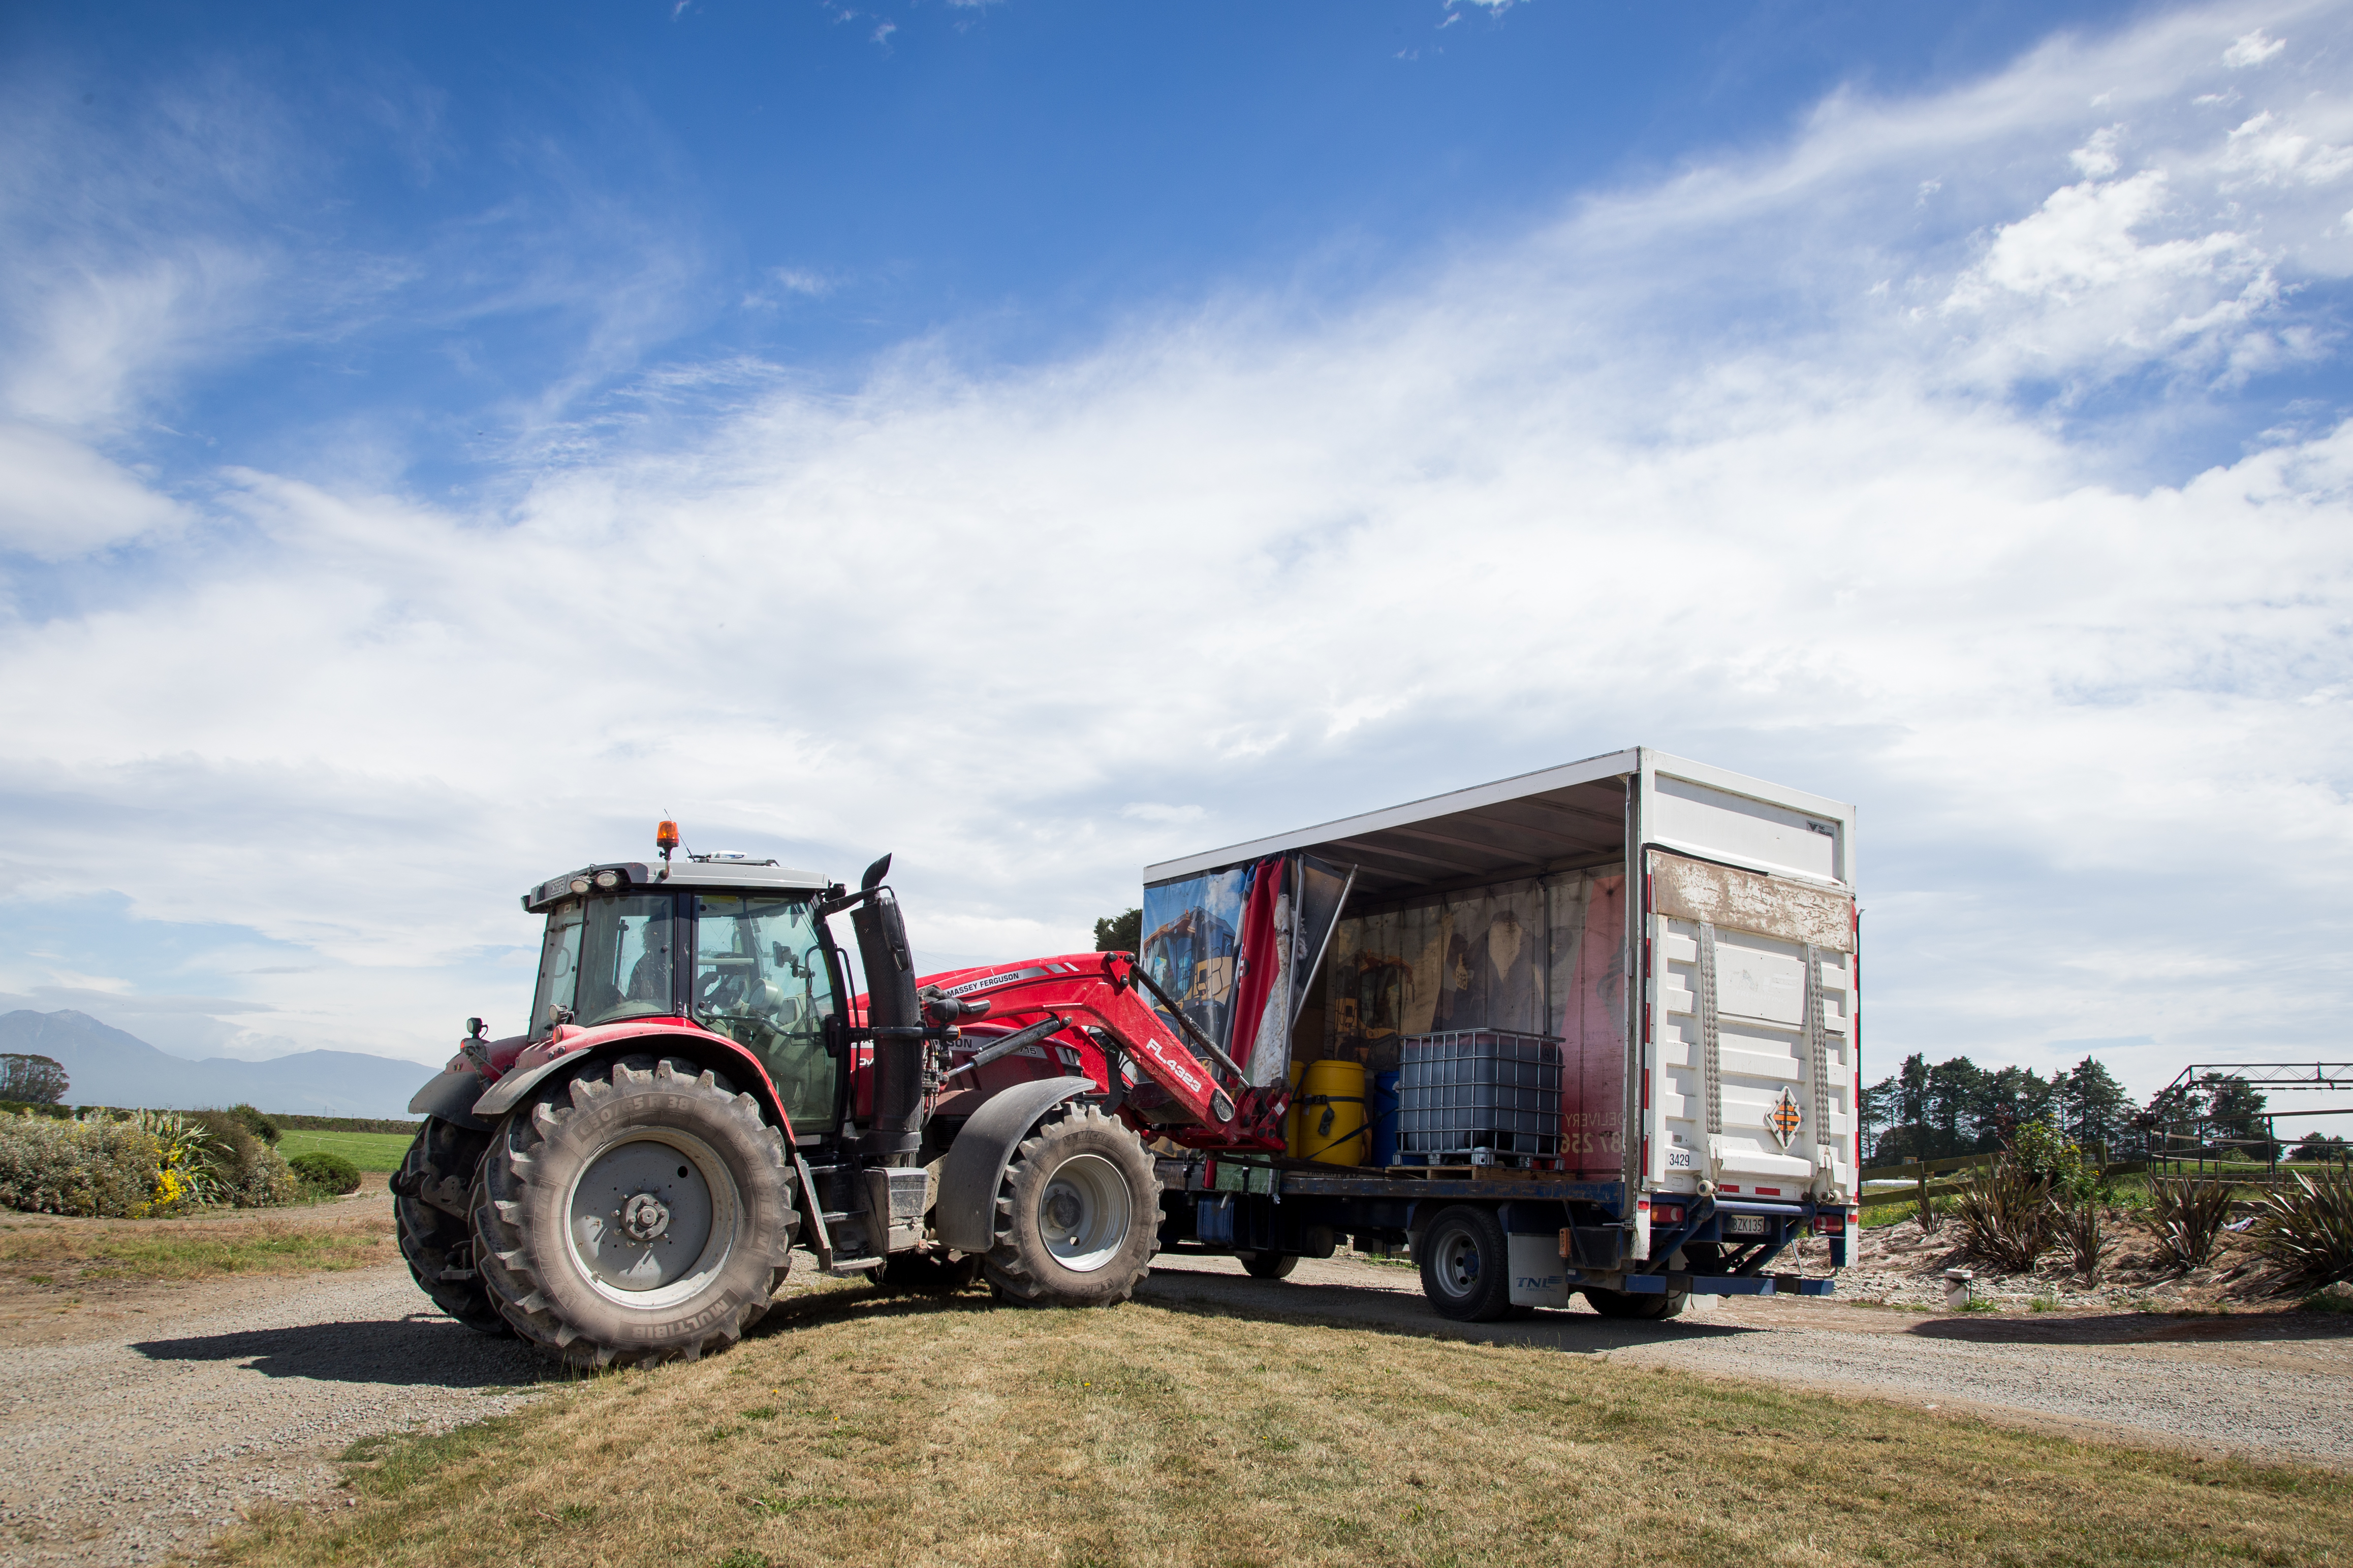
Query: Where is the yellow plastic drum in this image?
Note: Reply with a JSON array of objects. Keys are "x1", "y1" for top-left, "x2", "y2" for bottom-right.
[{"x1": 1296, "y1": 1060, "x2": 1369, "y2": 1167}]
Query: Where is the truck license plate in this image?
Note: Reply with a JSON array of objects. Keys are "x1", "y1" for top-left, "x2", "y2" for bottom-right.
[{"x1": 1725, "y1": 1214, "x2": 1770, "y2": 1236}]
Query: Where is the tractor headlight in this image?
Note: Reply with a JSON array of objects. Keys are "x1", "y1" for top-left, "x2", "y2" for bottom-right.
[
  {"x1": 569, "y1": 876, "x2": 592, "y2": 895},
  {"x1": 593, "y1": 869, "x2": 622, "y2": 890}
]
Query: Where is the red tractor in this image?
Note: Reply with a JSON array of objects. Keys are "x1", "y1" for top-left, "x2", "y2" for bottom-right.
[{"x1": 395, "y1": 827, "x2": 1287, "y2": 1365}]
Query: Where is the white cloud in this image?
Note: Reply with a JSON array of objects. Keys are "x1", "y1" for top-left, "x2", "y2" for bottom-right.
[
  {"x1": 5, "y1": 1, "x2": 2353, "y2": 1095},
  {"x1": 1121, "y1": 804, "x2": 1207, "y2": 825},
  {"x1": 0, "y1": 423, "x2": 184, "y2": 558},
  {"x1": 2070, "y1": 124, "x2": 2124, "y2": 177},
  {"x1": 2223, "y1": 27, "x2": 2287, "y2": 64}
]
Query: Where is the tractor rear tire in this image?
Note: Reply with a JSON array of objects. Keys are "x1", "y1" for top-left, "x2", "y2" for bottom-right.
[
  {"x1": 1240, "y1": 1251, "x2": 1299, "y2": 1280},
  {"x1": 394, "y1": 1116, "x2": 509, "y2": 1336},
  {"x1": 982, "y1": 1102, "x2": 1158, "y2": 1307},
  {"x1": 473, "y1": 1055, "x2": 797, "y2": 1367}
]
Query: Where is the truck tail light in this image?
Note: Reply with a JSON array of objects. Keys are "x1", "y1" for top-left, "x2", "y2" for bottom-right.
[{"x1": 1813, "y1": 1212, "x2": 1845, "y2": 1236}]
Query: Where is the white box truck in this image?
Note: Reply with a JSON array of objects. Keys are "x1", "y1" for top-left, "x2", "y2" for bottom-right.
[{"x1": 1142, "y1": 747, "x2": 1860, "y2": 1321}]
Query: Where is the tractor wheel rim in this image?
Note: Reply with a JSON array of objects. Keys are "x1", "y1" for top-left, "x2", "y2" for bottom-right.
[
  {"x1": 564, "y1": 1128, "x2": 739, "y2": 1306},
  {"x1": 1038, "y1": 1153, "x2": 1130, "y2": 1273},
  {"x1": 1433, "y1": 1227, "x2": 1482, "y2": 1297}
]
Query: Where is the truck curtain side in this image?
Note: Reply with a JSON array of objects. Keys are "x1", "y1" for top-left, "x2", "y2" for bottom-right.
[{"x1": 1139, "y1": 747, "x2": 1860, "y2": 1320}]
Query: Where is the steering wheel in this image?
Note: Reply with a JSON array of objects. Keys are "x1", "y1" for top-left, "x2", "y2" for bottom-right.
[{"x1": 697, "y1": 970, "x2": 746, "y2": 1010}]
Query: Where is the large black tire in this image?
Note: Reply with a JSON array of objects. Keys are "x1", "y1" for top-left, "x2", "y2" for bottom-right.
[
  {"x1": 983, "y1": 1102, "x2": 1159, "y2": 1307},
  {"x1": 393, "y1": 1117, "x2": 508, "y2": 1335},
  {"x1": 473, "y1": 1055, "x2": 797, "y2": 1367},
  {"x1": 1241, "y1": 1251, "x2": 1299, "y2": 1280},
  {"x1": 1417, "y1": 1204, "x2": 1516, "y2": 1322},
  {"x1": 1584, "y1": 1286, "x2": 1689, "y2": 1320},
  {"x1": 882, "y1": 1251, "x2": 984, "y2": 1294}
]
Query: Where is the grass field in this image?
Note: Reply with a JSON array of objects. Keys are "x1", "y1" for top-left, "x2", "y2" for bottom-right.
[
  {"x1": 278, "y1": 1129, "x2": 414, "y2": 1172},
  {"x1": 209, "y1": 1282, "x2": 2351, "y2": 1568},
  {"x1": 0, "y1": 1209, "x2": 390, "y2": 1282}
]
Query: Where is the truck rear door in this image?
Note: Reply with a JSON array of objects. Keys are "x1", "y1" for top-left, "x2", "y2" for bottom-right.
[{"x1": 1638, "y1": 763, "x2": 1858, "y2": 1204}]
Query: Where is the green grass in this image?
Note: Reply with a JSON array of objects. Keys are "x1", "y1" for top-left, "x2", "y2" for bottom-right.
[
  {"x1": 279, "y1": 1129, "x2": 413, "y2": 1173},
  {"x1": 0, "y1": 1209, "x2": 392, "y2": 1281},
  {"x1": 208, "y1": 1287, "x2": 2353, "y2": 1568}
]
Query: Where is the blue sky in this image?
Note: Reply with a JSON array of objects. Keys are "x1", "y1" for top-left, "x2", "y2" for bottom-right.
[{"x1": 3, "y1": 0, "x2": 2352, "y2": 1134}]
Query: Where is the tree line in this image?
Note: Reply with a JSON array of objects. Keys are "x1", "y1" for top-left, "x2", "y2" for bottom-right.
[{"x1": 1860, "y1": 1053, "x2": 2337, "y2": 1165}]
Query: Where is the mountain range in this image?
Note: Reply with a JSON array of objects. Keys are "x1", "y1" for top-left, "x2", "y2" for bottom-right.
[{"x1": 0, "y1": 1010, "x2": 430, "y2": 1118}]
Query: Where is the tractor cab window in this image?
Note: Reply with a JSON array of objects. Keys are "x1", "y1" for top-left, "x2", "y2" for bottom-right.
[
  {"x1": 693, "y1": 894, "x2": 838, "y2": 1132},
  {"x1": 529, "y1": 902, "x2": 586, "y2": 1039},
  {"x1": 571, "y1": 895, "x2": 680, "y2": 1031}
]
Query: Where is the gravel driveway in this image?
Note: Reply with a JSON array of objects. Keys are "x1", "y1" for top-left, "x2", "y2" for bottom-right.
[
  {"x1": 4, "y1": 1253, "x2": 2346, "y2": 1566},
  {"x1": 1140, "y1": 1254, "x2": 2353, "y2": 1465},
  {"x1": 0, "y1": 1268, "x2": 542, "y2": 1567}
]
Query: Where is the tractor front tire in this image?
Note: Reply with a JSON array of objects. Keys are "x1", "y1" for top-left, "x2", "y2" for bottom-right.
[
  {"x1": 983, "y1": 1102, "x2": 1158, "y2": 1307},
  {"x1": 394, "y1": 1116, "x2": 509, "y2": 1336},
  {"x1": 1240, "y1": 1251, "x2": 1300, "y2": 1280},
  {"x1": 473, "y1": 1055, "x2": 797, "y2": 1367}
]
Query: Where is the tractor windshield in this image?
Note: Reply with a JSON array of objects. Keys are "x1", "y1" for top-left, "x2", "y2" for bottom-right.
[
  {"x1": 529, "y1": 894, "x2": 677, "y2": 1037},
  {"x1": 692, "y1": 894, "x2": 840, "y2": 1132}
]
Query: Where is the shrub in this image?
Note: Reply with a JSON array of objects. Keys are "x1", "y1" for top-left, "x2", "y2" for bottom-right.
[
  {"x1": 1954, "y1": 1158, "x2": 2058, "y2": 1273},
  {"x1": 2249, "y1": 1169, "x2": 2353, "y2": 1291},
  {"x1": 227, "y1": 1142, "x2": 300, "y2": 1206},
  {"x1": 2059, "y1": 1202, "x2": 2108, "y2": 1284},
  {"x1": 290, "y1": 1151, "x2": 362, "y2": 1195},
  {"x1": 0, "y1": 1111, "x2": 165, "y2": 1216},
  {"x1": 139, "y1": 1110, "x2": 225, "y2": 1213},
  {"x1": 229, "y1": 1103, "x2": 281, "y2": 1145},
  {"x1": 2011, "y1": 1121, "x2": 2105, "y2": 1206},
  {"x1": 2148, "y1": 1175, "x2": 2235, "y2": 1272},
  {"x1": 186, "y1": 1110, "x2": 299, "y2": 1208}
]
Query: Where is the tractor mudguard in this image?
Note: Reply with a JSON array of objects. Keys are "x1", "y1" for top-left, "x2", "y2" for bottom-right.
[
  {"x1": 408, "y1": 1068, "x2": 494, "y2": 1132},
  {"x1": 466, "y1": 1024, "x2": 796, "y2": 1144},
  {"x1": 934, "y1": 1076, "x2": 1096, "y2": 1255},
  {"x1": 469, "y1": 1056, "x2": 575, "y2": 1120}
]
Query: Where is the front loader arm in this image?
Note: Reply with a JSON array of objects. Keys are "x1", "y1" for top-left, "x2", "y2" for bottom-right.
[{"x1": 921, "y1": 952, "x2": 1287, "y2": 1153}]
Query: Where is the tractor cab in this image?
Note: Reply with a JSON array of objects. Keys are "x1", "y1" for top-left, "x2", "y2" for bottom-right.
[{"x1": 519, "y1": 857, "x2": 844, "y2": 1133}]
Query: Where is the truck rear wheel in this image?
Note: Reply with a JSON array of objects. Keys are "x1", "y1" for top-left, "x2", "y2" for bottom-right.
[
  {"x1": 473, "y1": 1055, "x2": 797, "y2": 1366},
  {"x1": 393, "y1": 1117, "x2": 509, "y2": 1336},
  {"x1": 982, "y1": 1102, "x2": 1158, "y2": 1307},
  {"x1": 1584, "y1": 1286, "x2": 1689, "y2": 1320},
  {"x1": 1417, "y1": 1204, "x2": 1516, "y2": 1322},
  {"x1": 1240, "y1": 1251, "x2": 1299, "y2": 1279}
]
